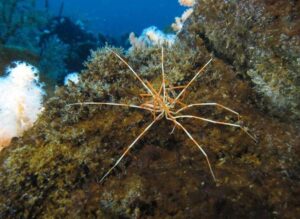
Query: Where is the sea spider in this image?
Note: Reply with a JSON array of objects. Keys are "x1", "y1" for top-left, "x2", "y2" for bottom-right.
[{"x1": 68, "y1": 47, "x2": 256, "y2": 183}]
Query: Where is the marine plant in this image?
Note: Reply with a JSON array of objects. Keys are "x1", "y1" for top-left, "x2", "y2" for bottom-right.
[
  {"x1": 69, "y1": 47, "x2": 256, "y2": 182},
  {"x1": 179, "y1": 0, "x2": 300, "y2": 119}
]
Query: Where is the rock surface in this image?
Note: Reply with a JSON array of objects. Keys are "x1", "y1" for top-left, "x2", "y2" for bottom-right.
[
  {"x1": 0, "y1": 0, "x2": 300, "y2": 218},
  {"x1": 180, "y1": 0, "x2": 300, "y2": 120}
]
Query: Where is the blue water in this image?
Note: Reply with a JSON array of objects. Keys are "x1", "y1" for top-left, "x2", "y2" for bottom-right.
[{"x1": 37, "y1": 0, "x2": 184, "y2": 36}]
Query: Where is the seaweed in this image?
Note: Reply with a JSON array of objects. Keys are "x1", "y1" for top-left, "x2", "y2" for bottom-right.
[
  {"x1": 0, "y1": 0, "x2": 299, "y2": 217},
  {"x1": 0, "y1": 44, "x2": 299, "y2": 218},
  {"x1": 179, "y1": 0, "x2": 300, "y2": 120}
]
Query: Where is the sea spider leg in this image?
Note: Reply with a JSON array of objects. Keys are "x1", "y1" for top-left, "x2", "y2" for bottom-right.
[
  {"x1": 167, "y1": 84, "x2": 187, "y2": 101},
  {"x1": 107, "y1": 48, "x2": 155, "y2": 97},
  {"x1": 166, "y1": 116, "x2": 216, "y2": 181},
  {"x1": 175, "y1": 103, "x2": 240, "y2": 120},
  {"x1": 174, "y1": 114, "x2": 257, "y2": 142},
  {"x1": 161, "y1": 47, "x2": 167, "y2": 102},
  {"x1": 67, "y1": 102, "x2": 155, "y2": 113},
  {"x1": 99, "y1": 112, "x2": 164, "y2": 183},
  {"x1": 172, "y1": 58, "x2": 213, "y2": 106}
]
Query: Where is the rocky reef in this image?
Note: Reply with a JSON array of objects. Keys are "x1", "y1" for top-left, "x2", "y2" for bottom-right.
[
  {"x1": 0, "y1": 0, "x2": 299, "y2": 218},
  {"x1": 0, "y1": 46, "x2": 39, "y2": 75},
  {"x1": 179, "y1": 0, "x2": 300, "y2": 120}
]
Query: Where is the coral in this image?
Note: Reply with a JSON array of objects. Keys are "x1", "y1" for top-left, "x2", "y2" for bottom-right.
[
  {"x1": 129, "y1": 26, "x2": 176, "y2": 50},
  {"x1": 0, "y1": 62, "x2": 44, "y2": 150},
  {"x1": 41, "y1": 17, "x2": 99, "y2": 73},
  {"x1": 38, "y1": 35, "x2": 69, "y2": 83},
  {"x1": 172, "y1": 8, "x2": 194, "y2": 32},
  {"x1": 172, "y1": 0, "x2": 195, "y2": 33},
  {"x1": 0, "y1": 0, "x2": 48, "y2": 51},
  {"x1": 179, "y1": 0, "x2": 195, "y2": 7}
]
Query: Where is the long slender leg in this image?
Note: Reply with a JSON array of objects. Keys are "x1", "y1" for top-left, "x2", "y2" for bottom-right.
[
  {"x1": 172, "y1": 58, "x2": 213, "y2": 105},
  {"x1": 174, "y1": 115, "x2": 257, "y2": 142},
  {"x1": 140, "y1": 93, "x2": 152, "y2": 98},
  {"x1": 161, "y1": 47, "x2": 166, "y2": 102},
  {"x1": 167, "y1": 96, "x2": 187, "y2": 108},
  {"x1": 168, "y1": 117, "x2": 216, "y2": 181},
  {"x1": 175, "y1": 102, "x2": 240, "y2": 119},
  {"x1": 141, "y1": 100, "x2": 158, "y2": 119},
  {"x1": 107, "y1": 48, "x2": 154, "y2": 97},
  {"x1": 168, "y1": 84, "x2": 189, "y2": 102},
  {"x1": 167, "y1": 85, "x2": 186, "y2": 89},
  {"x1": 67, "y1": 102, "x2": 155, "y2": 113},
  {"x1": 99, "y1": 112, "x2": 164, "y2": 183}
]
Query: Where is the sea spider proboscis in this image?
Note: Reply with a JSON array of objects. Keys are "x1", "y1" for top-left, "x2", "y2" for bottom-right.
[{"x1": 68, "y1": 47, "x2": 256, "y2": 183}]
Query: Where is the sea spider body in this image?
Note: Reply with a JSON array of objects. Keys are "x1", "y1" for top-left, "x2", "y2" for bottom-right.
[{"x1": 69, "y1": 47, "x2": 255, "y2": 183}]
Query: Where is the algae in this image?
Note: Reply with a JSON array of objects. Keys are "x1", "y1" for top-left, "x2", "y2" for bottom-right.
[
  {"x1": 179, "y1": 0, "x2": 300, "y2": 120},
  {"x1": 0, "y1": 0, "x2": 300, "y2": 217},
  {"x1": 0, "y1": 43, "x2": 299, "y2": 218}
]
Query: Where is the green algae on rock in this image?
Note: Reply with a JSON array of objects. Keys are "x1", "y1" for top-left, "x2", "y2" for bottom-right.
[
  {"x1": 0, "y1": 0, "x2": 299, "y2": 217},
  {"x1": 0, "y1": 43, "x2": 299, "y2": 218},
  {"x1": 179, "y1": 0, "x2": 300, "y2": 120}
]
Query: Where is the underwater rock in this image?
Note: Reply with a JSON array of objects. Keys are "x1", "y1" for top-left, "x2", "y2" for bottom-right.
[
  {"x1": 0, "y1": 46, "x2": 39, "y2": 75},
  {"x1": 179, "y1": 0, "x2": 300, "y2": 120},
  {"x1": 0, "y1": 44, "x2": 299, "y2": 218},
  {"x1": 40, "y1": 16, "x2": 99, "y2": 78}
]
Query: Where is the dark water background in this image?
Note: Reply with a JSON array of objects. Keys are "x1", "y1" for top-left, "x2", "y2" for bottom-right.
[{"x1": 36, "y1": 0, "x2": 184, "y2": 36}]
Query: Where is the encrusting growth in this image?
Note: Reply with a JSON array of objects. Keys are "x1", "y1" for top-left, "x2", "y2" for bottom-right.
[{"x1": 68, "y1": 47, "x2": 256, "y2": 183}]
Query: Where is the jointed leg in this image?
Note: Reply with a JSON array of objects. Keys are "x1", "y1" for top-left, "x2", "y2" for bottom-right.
[
  {"x1": 107, "y1": 48, "x2": 154, "y2": 97},
  {"x1": 167, "y1": 84, "x2": 188, "y2": 102},
  {"x1": 174, "y1": 114, "x2": 256, "y2": 142},
  {"x1": 160, "y1": 47, "x2": 166, "y2": 102},
  {"x1": 99, "y1": 112, "x2": 164, "y2": 183},
  {"x1": 175, "y1": 102, "x2": 240, "y2": 119},
  {"x1": 67, "y1": 102, "x2": 155, "y2": 113},
  {"x1": 167, "y1": 96, "x2": 187, "y2": 108},
  {"x1": 166, "y1": 116, "x2": 216, "y2": 181},
  {"x1": 173, "y1": 58, "x2": 213, "y2": 105}
]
